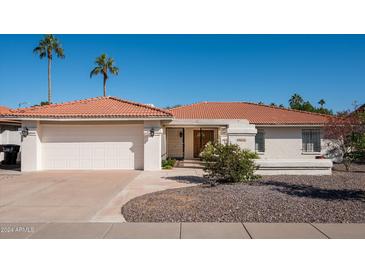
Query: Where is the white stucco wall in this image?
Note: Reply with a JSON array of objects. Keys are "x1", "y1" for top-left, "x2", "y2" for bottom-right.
[
  {"x1": 161, "y1": 127, "x2": 167, "y2": 160},
  {"x1": 143, "y1": 120, "x2": 162, "y2": 170},
  {"x1": 21, "y1": 121, "x2": 42, "y2": 171},
  {"x1": 227, "y1": 121, "x2": 257, "y2": 151},
  {"x1": 256, "y1": 127, "x2": 326, "y2": 160},
  {"x1": 166, "y1": 128, "x2": 184, "y2": 159}
]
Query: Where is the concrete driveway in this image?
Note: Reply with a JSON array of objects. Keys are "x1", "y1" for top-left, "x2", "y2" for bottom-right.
[
  {"x1": 0, "y1": 168, "x2": 202, "y2": 223},
  {"x1": 0, "y1": 170, "x2": 140, "y2": 223}
]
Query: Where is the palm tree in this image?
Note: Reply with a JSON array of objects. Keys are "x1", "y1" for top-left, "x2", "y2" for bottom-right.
[
  {"x1": 289, "y1": 93, "x2": 304, "y2": 109},
  {"x1": 33, "y1": 34, "x2": 65, "y2": 104},
  {"x1": 90, "y1": 54, "x2": 119, "y2": 96},
  {"x1": 318, "y1": 99, "x2": 326, "y2": 108}
]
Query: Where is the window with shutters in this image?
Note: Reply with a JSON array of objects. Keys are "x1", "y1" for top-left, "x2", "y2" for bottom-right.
[
  {"x1": 255, "y1": 130, "x2": 265, "y2": 153},
  {"x1": 302, "y1": 129, "x2": 321, "y2": 153}
]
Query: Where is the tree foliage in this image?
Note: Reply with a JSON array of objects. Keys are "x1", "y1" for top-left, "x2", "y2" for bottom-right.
[
  {"x1": 33, "y1": 34, "x2": 65, "y2": 60},
  {"x1": 33, "y1": 34, "x2": 65, "y2": 103},
  {"x1": 324, "y1": 112, "x2": 365, "y2": 171},
  {"x1": 289, "y1": 93, "x2": 333, "y2": 115},
  {"x1": 165, "y1": 104, "x2": 182, "y2": 109},
  {"x1": 90, "y1": 53, "x2": 119, "y2": 97},
  {"x1": 257, "y1": 94, "x2": 333, "y2": 114}
]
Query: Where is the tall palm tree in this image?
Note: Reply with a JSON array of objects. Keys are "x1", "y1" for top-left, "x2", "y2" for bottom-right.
[
  {"x1": 289, "y1": 93, "x2": 304, "y2": 109},
  {"x1": 33, "y1": 34, "x2": 65, "y2": 104},
  {"x1": 90, "y1": 54, "x2": 119, "y2": 96},
  {"x1": 318, "y1": 99, "x2": 326, "y2": 108}
]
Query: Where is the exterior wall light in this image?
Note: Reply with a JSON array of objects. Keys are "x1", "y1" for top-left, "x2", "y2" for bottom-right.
[
  {"x1": 21, "y1": 127, "x2": 29, "y2": 138},
  {"x1": 150, "y1": 128, "x2": 155, "y2": 137}
]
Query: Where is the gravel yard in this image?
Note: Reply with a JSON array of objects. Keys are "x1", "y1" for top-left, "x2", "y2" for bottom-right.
[{"x1": 122, "y1": 165, "x2": 365, "y2": 223}]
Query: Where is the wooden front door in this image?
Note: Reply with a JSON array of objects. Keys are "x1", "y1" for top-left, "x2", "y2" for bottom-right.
[{"x1": 193, "y1": 130, "x2": 215, "y2": 158}]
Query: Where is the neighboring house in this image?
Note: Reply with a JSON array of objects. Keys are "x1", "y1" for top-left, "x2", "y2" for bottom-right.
[
  {"x1": 0, "y1": 97, "x2": 333, "y2": 174},
  {"x1": 0, "y1": 106, "x2": 21, "y2": 163}
]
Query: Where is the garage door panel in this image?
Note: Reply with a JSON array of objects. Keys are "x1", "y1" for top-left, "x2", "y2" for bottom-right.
[{"x1": 42, "y1": 124, "x2": 144, "y2": 170}]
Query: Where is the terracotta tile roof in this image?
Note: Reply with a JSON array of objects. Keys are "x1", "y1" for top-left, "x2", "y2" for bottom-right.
[
  {"x1": 169, "y1": 102, "x2": 331, "y2": 125},
  {"x1": 0, "y1": 106, "x2": 10, "y2": 114},
  {"x1": 0, "y1": 97, "x2": 172, "y2": 119}
]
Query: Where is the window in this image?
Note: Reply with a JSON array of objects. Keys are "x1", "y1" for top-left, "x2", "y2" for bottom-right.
[
  {"x1": 255, "y1": 130, "x2": 265, "y2": 153},
  {"x1": 302, "y1": 129, "x2": 321, "y2": 153}
]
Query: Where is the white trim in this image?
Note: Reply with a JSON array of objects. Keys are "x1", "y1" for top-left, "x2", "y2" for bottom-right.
[
  {"x1": 255, "y1": 124, "x2": 325, "y2": 128},
  {"x1": 301, "y1": 152, "x2": 321, "y2": 155}
]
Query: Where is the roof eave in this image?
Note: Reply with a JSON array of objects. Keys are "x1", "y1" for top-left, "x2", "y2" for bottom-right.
[{"x1": 0, "y1": 116, "x2": 173, "y2": 121}]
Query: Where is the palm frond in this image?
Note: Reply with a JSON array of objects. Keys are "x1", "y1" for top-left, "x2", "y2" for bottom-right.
[
  {"x1": 33, "y1": 34, "x2": 65, "y2": 60},
  {"x1": 107, "y1": 57, "x2": 114, "y2": 66},
  {"x1": 90, "y1": 67, "x2": 101, "y2": 78},
  {"x1": 95, "y1": 54, "x2": 107, "y2": 66},
  {"x1": 109, "y1": 66, "x2": 119, "y2": 75},
  {"x1": 55, "y1": 47, "x2": 65, "y2": 58}
]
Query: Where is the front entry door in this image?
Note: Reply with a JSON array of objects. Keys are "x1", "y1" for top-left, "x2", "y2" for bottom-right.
[{"x1": 193, "y1": 130, "x2": 215, "y2": 158}]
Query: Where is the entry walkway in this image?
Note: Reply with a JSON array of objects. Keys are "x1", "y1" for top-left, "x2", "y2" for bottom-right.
[{"x1": 1, "y1": 223, "x2": 364, "y2": 239}]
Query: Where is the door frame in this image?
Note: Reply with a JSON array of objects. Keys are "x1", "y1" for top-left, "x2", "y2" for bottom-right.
[{"x1": 193, "y1": 129, "x2": 215, "y2": 158}]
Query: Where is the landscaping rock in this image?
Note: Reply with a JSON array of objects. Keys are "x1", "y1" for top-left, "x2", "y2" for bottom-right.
[{"x1": 122, "y1": 167, "x2": 365, "y2": 223}]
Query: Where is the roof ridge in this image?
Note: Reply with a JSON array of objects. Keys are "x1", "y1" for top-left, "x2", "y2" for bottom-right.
[
  {"x1": 13, "y1": 96, "x2": 172, "y2": 116},
  {"x1": 168, "y1": 101, "x2": 210, "y2": 110},
  {"x1": 241, "y1": 101, "x2": 334, "y2": 118},
  {"x1": 14, "y1": 97, "x2": 104, "y2": 112},
  {"x1": 108, "y1": 96, "x2": 172, "y2": 116}
]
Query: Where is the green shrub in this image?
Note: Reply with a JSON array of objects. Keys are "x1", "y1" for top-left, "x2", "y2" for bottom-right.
[
  {"x1": 162, "y1": 158, "x2": 176, "y2": 169},
  {"x1": 201, "y1": 142, "x2": 260, "y2": 185}
]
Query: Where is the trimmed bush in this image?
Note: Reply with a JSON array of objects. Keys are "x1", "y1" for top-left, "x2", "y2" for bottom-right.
[
  {"x1": 201, "y1": 142, "x2": 260, "y2": 185},
  {"x1": 162, "y1": 158, "x2": 177, "y2": 169}
]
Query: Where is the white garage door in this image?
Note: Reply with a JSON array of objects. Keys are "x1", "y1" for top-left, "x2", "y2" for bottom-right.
[{"x1": 42, "y1": 124, "x2": 144, "y2": 170}]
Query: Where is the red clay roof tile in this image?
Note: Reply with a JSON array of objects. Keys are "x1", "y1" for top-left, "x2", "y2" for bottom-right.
[
  {"x1": 0, "y1": 106, "x2": 10, "y2": 114},
  {"x1": 0, "y1": 97, "x2": 172, "y2": 119},
  {"x1": 169, "y1": 102, "x2": 331, "y2": 125}
]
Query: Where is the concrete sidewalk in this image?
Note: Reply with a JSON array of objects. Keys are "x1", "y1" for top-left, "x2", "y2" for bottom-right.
[{"x1": 1, "y1": 222, "x2": 364, "y2": 239}]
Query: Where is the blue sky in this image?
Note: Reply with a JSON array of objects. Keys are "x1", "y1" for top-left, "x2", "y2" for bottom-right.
[{"x1": 0, "y1": 34, "x2": 364, "y2": 111}]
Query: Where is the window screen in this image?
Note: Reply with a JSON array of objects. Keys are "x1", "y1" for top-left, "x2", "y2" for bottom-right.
[
  {"x1": 302, "y1": 129, "x2": 321, "y2": 152},
  {"x1": 255, "y1": 130, "x2": 265, "y2": 153}
]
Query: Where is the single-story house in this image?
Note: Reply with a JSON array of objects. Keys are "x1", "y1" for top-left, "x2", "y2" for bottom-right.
[{"x1": 0, "y1": 96, "x2": 333, "y2": 174}]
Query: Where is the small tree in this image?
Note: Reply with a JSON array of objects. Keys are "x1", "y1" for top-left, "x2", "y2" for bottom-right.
[
  {"x1": 324, "y1": 113, "x2": 365, "y2": 171},
  {"x1": 201, "y1": 142, "x2": 260, "y2": 185}
]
